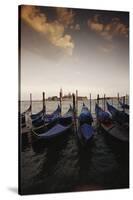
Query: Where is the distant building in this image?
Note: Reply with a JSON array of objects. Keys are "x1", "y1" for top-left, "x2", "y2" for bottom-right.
[
  {"x1": 52, "y1": 96, "x2": 59, "y2": 101},
  {"x1": 62, "y1": 93, "x2": 72, "y2": 101},
  {"x1": 47, "y1": 94, "x2": 88, "y2": 101},
  {"x1": 62, "y1": 94, "x2": 72, "y2": 101},
  {"x1": 78, "y1": 96, "x2": 88, "y2": 101},
  {"x1": 47, "y1": 96, "x2": 59, "y2": 101}
]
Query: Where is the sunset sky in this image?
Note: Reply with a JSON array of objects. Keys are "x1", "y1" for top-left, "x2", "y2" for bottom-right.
[{"x1": 20, "y1": 5, "x2": 129, "y2": 100}]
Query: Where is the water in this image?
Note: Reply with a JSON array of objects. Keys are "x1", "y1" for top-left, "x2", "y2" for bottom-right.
[{"x1": 20, "y1": 100, "x2": 129, "y2": 195}]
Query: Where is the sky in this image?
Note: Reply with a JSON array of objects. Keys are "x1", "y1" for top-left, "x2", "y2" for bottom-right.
[{"x1": 19, "y1": 5, "x2": 129, "y2": 100}]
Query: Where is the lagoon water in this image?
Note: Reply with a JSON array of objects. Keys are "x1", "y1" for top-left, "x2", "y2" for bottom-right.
[{"x1": 20, "y1": 99, "x2": 129, "y2": 195}]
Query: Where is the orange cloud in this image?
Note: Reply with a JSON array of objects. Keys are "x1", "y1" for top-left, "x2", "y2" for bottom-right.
[
  {"x1": 88, "y1": 15, "x2": 103, "y2": 32},
  {"x1": 88, "y1": 15, "x2": 128, "y2": 40},
  {"x1": 21, "y1": 5, "x2": 74, "y2": 55},
  {"x1": 56, "y1": 8, "x2": 74, "y2": 28}
]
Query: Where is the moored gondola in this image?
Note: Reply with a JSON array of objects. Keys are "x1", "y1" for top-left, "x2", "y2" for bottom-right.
[
  {"x1": 95, "y1": 103, "x2": 111, "y2": 124},
  {"x1": 20, "y1": 114, "x2": 26, "y2": 128},
  {"x1": 119, "y1": 101, "x2": 129, "y2": 110},
  {"x1": 33, "y1": 123, "x2": 72, "y2": 140},
  {"x1": 31, "y1": 105, "x2": 74, "y2": 144},
  {"x1": 32, "y1": 104, "x2": 61, "y2": 128},
  {"x1": 107, "y1": 102, "x2": 129, "y2": 125},
  {"x1": 20, "y1": 104, "x2": 32, "y2": 128},
  {"x1": 32, "y1": 104, "x2": 73, "y2": 134},
  {"x1": 77, "y1": 103, "x2": 94, "y2": 145},
  {"x1": 31, "y1": 109, "x2": 44, "y2": 120},
  {"x1": 95, "y1": 104, "x2": 129, "y2": 143}
]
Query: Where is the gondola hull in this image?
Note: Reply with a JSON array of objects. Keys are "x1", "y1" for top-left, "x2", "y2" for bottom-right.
[
  {"x1": 78, "y1": 104, "x2": 94, "y2": 145},
  {"x1": 31, "y1": 105, "x2": 74, "y2": 144},
  {"x1": 100, "y1": 122, "x2": 129, "y2": 143},
  {"x1": 78, "y1": 123, "x2": 94, "y2": 145},
  {"x1": 32, "y1": 117, "x2": 59, "y2": 129},
  {"x1": 32, "y1": 115, "x2": 73, "y2": 134},
  {"x1": 119, "y1": 101, "x2": 129, "y2": 109},
  {"x1": 107, "y1": 102, "x2": 129, "y2": 125},
  {"x1": 31, "y1": 105, "x2": 61, "y2": 127},
  {"x1": 95, "y1": 104, "x2": 129, "y2": 144},
  {"x1": 31, "y1": 128, "x2": 72, "y2": 153},
  {"x1": 31, "y1": 124, "x2": 73, "y2": 151}
]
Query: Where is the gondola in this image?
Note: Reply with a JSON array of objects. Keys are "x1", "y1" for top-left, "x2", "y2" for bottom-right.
[
  {"x1": 32, "y1": 104, "x2": 61, "y2": 128},
  {"x1": 32, "y1": 104, "x2": 74, "y2": 134},
  {"x1": 95, "y1": 104, "x2": 129, "y2": 143},
  {"x1": 95, "y1": 103, "x2": 111, "y2": 124},
  {"x1": 119, "y1": 101, "x2": 129, "y2": 109},
  {"x1": 20, "y1": 105, "x2": 31, "y2": 128},
  {"x1": 107, "y1": 102, "x2": 129, "y2": 125},
  {"x1": 33, "y1": 124, "x2": 72, "y2": 140},
  {"x1": 32, "y1": 105, "x2": 74, "y2": 141},
  {"x1": 78, "y1": 103, "x2": 94, "y2": 144},
  {"x1": 31, "y1": 109, "x2": 44, "y2": 120},
  {"x1": 59, "y1": 104, "x2": 74, "y2": 125},
  {"x1": 31, "y1": 104, "x2": 60, "y2": 122},
  {"x1": 21, "y1": 113, "x2": 26, "y2": 125},
  {"x1": 21, "y1": 104, "x2": 32, "y2": 116}
]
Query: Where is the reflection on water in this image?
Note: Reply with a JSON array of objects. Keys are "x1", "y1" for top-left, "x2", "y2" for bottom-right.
[{"x1": 20, "y1": 100, "x2": 129, "y2": 195}]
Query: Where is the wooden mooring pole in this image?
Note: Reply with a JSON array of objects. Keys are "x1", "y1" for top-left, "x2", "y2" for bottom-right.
[
  {"x1": 59, "y1": 88, "x2": 62, "y2": 115},
  {"x1": 42, "y1": 92, "x2": 46, "y2": 115},
  {"x1": 30, "y1": 93, "x2": 32, "y2": 114},
  {"x1": 42, "y1": 92, "x2": 46, "y2": 125},
  {"x1": 97, "y1": 94, "x2": 99, "y2": 105},
  {"x1": 123, "y1": 95, "x2": 125, "y2": 112},
  {"x1": 123, "y1": 96, "x2": 125, "y2": 104},
  {"x1": 125, "y1": 94, "x2": 128, "y2": 104},
  {"x1": 76, "y1": 90, "x2": 78, "y2": 116},
  {"x1": 125, "y1": 94, "x2": 129, "y2": 105},
  {"x1": 117, "y1": 93, "x2": 119, "y2": 109},
  {"x1": 73, "y1": 93, "x2": 76, "y2": 115},
  {"x1": 72, "y1": 93, "x2": 77, "y2": 133},
  {"x1": 111, "y1": 97, "x2": 113, "y2": 105},
  {"x1": 90, "y1": 93, "x2": 92, "y2": 113},
  {"x1": 103, "y1": 94, "x2": 106, "y2": 111}
]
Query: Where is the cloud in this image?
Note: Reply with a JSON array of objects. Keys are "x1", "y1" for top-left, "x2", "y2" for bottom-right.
[
  {"x1": 88, "y1": 15, "x2": 103, "y2": 32},
  {"x1": 88, "y1": 15, "x2": 128, "y2": 40},
  {"x1": 56, "y1": 8, "x2": 74, "y2": 28},
  {"x1": 21, "y1": 5, "x2": 74, "y2": 55}
]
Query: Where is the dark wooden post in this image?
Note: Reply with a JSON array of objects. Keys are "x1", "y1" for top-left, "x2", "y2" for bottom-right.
[
  {"x1": 103, "y1": 94, "x2": 106, "y2": 111},
  {"x1": 125, "y1": 94, "x2": 129, "y2": 105},
  {"x1": 30, "y1": 93, "x2": 32, "y2": 114},
  {"x1": 125, "y1": 94, "x2": 127, "y2": 104},
  {"x1": 76, "y1": 90, "x2": 78, "y2": 116},
  {"x1": 59, "y1": 88, "x2": 62, "y2": 115},
  {"x1": 90, "y1": 93, "x2": 92, "y2": 113},
  {"x1": 73, "y1": 93, "x2": 76, "y2": 113},
  {"x1": 72, "y1": 93, "x2": 77, "y2": 133},
  {"x1": 42, "y1": 92, "x2": 46, "y2": 125},
  {"x1": 42, "y1": 92, "x2": 46, "y2": 115},
  {"x1": 117, "y1": 93, "x2": 119, "y2": 109},
  {"x1": 123, "y1": 96, "x2": 125, "y2": 104},
  {"x1": 111, "y1": 97, "x2": 113, "y2": 105},
  {"x1": 97, "y1": 94, "x2": 99, "y2": 105},
  {"x1": 123, "y1": 95, "x2": 125, "y2": 112}
]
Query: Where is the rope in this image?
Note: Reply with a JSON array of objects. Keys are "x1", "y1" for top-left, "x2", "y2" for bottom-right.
[{"x1": 31, "y1": 129, "x2": 40, "y2": 137}]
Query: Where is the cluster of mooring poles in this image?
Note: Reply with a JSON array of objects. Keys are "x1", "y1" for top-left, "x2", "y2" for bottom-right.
[
  {"x1": 21, "y1": 90, "x2": 128, "y2": 135},
  {"x1": 27, "y1": 90, "x2": 128, "y2": 121}
]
